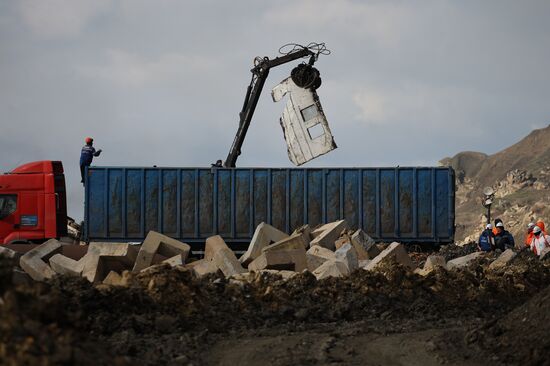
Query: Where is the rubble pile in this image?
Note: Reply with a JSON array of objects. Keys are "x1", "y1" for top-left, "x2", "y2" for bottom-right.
[
  {"x1": 2, "y1": 219, "x2": 550, "y2": 287},
  {"x1": 2, "y1": 220, "x2": 550, "y2": 365}
]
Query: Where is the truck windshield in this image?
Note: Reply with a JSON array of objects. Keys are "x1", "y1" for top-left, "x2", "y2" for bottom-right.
[{"x1": 0, "y1": 195, "x2": 17, "y2": 219}]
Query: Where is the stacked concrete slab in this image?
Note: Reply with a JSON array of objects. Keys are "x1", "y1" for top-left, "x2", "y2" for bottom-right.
[{"x1": 10, "y1": 220, "x2": 536, "y2": 285}]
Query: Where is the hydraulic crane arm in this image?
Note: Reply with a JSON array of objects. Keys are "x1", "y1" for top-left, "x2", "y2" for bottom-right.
[{"x1": 224, "y1": 47, "x2": 316, "y2": 168}]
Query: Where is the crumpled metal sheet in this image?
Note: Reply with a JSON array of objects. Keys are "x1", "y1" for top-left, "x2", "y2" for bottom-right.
[{"x1": 272, "y1": 77, "x2": 337, "y2": 166}]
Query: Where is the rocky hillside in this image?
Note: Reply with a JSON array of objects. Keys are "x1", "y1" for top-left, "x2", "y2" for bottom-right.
[{"x1": 440, "y1": 125, "x2": 550, "y2": 245}]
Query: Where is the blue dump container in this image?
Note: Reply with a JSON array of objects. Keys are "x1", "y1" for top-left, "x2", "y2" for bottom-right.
[{"x1": 84, "y1": 167, "x2": 455, "y2": 250}]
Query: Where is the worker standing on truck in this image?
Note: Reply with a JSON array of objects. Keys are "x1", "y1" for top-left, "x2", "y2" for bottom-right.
[{"x1": 80, "y1": 137, "x2": 102, "y2": 184}]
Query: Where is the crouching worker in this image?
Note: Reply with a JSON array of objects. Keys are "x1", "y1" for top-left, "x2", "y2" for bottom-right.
[
  {"x1": 524, "y1": 223, "x2": 535, "y2": 249},
  {"x1": 478, "y1": 224, "x2": 495, "y2": 252},
  {"x1": 530, "y1": 225, "x2": 550, "y2": 256},
  {"x1": 494, "y1": 221, "x2": 515, "y2": 251}
]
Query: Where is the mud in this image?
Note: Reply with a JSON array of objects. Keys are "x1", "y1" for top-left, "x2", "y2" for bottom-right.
[{"x1": 1, "y1": 247, "x2": 549, "y2": 365}]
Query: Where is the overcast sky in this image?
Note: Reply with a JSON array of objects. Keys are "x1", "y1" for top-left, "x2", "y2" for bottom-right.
[{"x1": 1, "y1": 0, "x2": 549, "y2": 220}]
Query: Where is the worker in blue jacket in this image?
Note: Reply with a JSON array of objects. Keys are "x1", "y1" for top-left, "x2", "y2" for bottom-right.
[
  {"x1": 80, "y1": 137, "x2": 102, "y2": 184},
  {"x1": 494, "y1": 221, "x2": 515, "y2": 251}
]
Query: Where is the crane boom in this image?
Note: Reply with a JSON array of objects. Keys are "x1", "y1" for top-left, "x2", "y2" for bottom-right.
[{"x1": 223, "y1": 47, "x2": 316, "y2": 168}]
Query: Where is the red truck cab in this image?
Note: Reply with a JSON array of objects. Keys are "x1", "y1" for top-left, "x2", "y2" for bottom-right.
[{"x1": 0, "y1": 161, "x2": 67, "y2": 244}]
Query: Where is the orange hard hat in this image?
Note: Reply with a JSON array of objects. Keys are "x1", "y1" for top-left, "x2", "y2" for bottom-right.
[{"x1": 85, "y1": 137, "x2": 93, "y2": 144}]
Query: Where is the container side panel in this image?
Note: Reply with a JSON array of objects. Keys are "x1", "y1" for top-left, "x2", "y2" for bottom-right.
[
  {"x1": 289, "y1": 170, "x2": 304, "y2": 232},
  {"x1": 362, "y1": 170, "x2": 376, "y2": 236},
  {"x1": 181, "y1": 171, "x2": 196, "y2": 236},
  {"x1": 145, "y1": 170, "x2": 159, "y2": 233},
  {"x1": 253, "y1": 170, "x2": 268, "y2": 228},
  {"x1": 126, "y1": 170, "x2": 142, "y2": 237},
  {"x1": 344, "y1": 170, "x2": 359, "y2": 229},
  {"x1": 108, "y1": 170, "x2": 123, "y2": 237},
  {"x1": 217, "y1": 170, "x2": 231, "y2": 236},
  {"x1": 307, "y1": 169, "x2": 323, "y2": 228},
  {"x1": 199, "y1": 170, "x2": 213, "y2": 237},
  {"x1": 380, "y1": 169, "x2": 395, "y2": 236},
  {"x1": 88, "y1": 169, "x2": 106, "y2": 237},
  {"x1": 235, "y1": 170, "x2": 250, "y2": 237},
  {"x1": 271, "y1": 170, "x2": 286, "y2": 232},
  {"x1": 326, "y1": 170, "x2": 340, "y2": 223},
  {"x1": 417, "y1": 169, "x2": 433, "y2": 237},
  {"x1": 436, "y1": 169, "x2": 450, "y2": 238},
  {"x1": 399, "y1": 169, "x2": 413, "y2": 236},
  {"x1": 162, "y1": 170, "x2": 178, "y2": 237}
]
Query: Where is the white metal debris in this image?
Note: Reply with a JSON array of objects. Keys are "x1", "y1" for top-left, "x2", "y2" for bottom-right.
[{"x1": 272, "y1": 78, "x2": 336, "y2": 166}]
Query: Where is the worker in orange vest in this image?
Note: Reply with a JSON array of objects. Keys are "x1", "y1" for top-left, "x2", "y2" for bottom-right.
[
  {"x1": 535, "y1": 220, "x2": 547, "y2": 235},
  {"x1": 524, "y1": 222, "x2": 535, "y2": 248}
]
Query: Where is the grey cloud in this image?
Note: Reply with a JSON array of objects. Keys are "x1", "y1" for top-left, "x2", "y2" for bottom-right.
[{"x1": 1, "y1": 1, "x2": 550, "y2": 220}]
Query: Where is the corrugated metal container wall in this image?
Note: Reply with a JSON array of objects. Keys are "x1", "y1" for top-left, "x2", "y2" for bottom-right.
[{"x1": 84, "y1": 167, "x2": 455, "y2": 250}]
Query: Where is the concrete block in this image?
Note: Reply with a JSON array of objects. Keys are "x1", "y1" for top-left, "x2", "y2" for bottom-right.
[
  {"x1": 162, "y1": 254, "x2": 185, "y2": 267},
  {"x1": 306, "y1": 245, "x2": 336, "y2": 271},
  {"x1": 82, "y1": 242, "x2": 139, "y2": 283},
  {"x1": 0, "y1": 246, "x2": 19, "y2": 260},
  {"x1": 335, "y1": 243, "x2": 359, "y2": 272},
  {"x1": 260, "y1": 269, "x2": 298, "y2": 280},
  {"x1": 133, "y1": 231, "x2": 190, "y2": 271},
  {"x1": 204, "y1": 235, "x2": 230, "y2": 261},
  {"x1": 313, "y1": 259, "x2": 349, "y2": 280},
  {"x1": 213, "y1": 248, "x2": 247, "y2": 277},
  {"x1": 489, "y1": 249, "x2": 517, "y2": 270},
  {"x1": 102, "y1": 271, "x2": 122, "y2": 285},
  {"x1": 350, "y1": 229, "x2": 380, "y2": 260},
  {"x1": 19, "y1": 239, "x2": 63, "y2": 281},
  {"x1": 49, "y1": 254, "x2": 86, "y2": 276},
  {"x1": 309, "y1": 220, "x2": 348, "y2": 250},
  {"x1": 292, "y1": 224, "x2": 312, "y2": 247},
  {"x1": 334, "y1": 235, "x2": 351, "y2": 250},
  {"x1": 365, "y1": 242, "x2": 415, "y2": 271},
  {"x1": 423, "y1": 255, "x2": 447, "y2": 272},
  {"x1": 239, "y1": 222, "x2": 288, "y2": 266},
  {"x1": 447, "y1": 252, "x2": 484, "y2": 270},
  {"x1": 187, "y1": 259, "x2": 220, "y2": 277},
  {"x1": 102, "y1": 270, "x2": 132, "y2": 287},
  {"x1": 249, "y1": 247, "x2": 307, "y2": 272},
  {"x1": 262, "y1": 232, "x2": 308, "y2": 253},
  {"x1": 358, "y1": 259, "x2": 372, "y2": 269}
]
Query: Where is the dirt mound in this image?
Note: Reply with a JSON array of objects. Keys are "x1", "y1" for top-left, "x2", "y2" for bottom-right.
[
  {"x1": 442, "y1": 125, "x2": 550, "y2": 187},
  {"x1": 472, "y1": 279, "x2": 550, "y2": 365},
  {"x1": 441, "y1": 125, "x2": 550, "y2": 244},
  {"x1": 1, "y1": 251, "x2": 550, "y2": 365}
]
